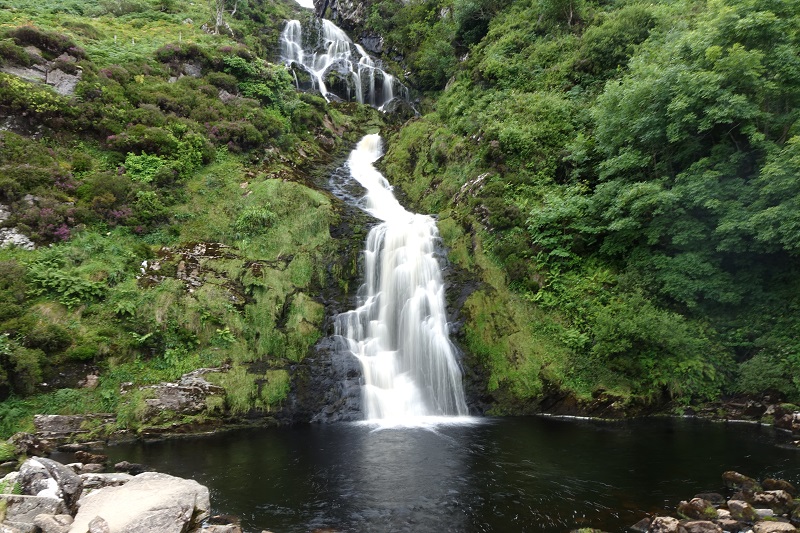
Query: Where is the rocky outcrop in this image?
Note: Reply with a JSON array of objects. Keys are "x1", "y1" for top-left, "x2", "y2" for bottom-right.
[
  {"x1": 69, "y1": 472, "x2": 210, "y2": 533},
  {"x1": 314, "y1": 0, "x2": 371, "y2": 31},
  {"x1": 33, "y1": 415, "x2": 116, "y2": 444},
  {"x1": 619, "y1": 472, "x2": 799, "y2": 533},
  {"x1": 129, "y1": 368, "x2": 226, "y2": 421},
  {"x1": 1, "y1": 458, "x2": 222, "y2": 533}
]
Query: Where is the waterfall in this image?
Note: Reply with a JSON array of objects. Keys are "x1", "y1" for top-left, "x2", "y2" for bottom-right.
[
  {"x1": 334, "y1": 134, "x2": 469, "y2": 423},
  {"x1": 279, "y1": 19, "x2": 408, "y2": 110}
]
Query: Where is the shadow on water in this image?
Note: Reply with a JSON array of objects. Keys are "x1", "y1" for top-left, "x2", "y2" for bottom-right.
[{"x1": 102, "y1": 417, "x2": 800, "y2": 533}]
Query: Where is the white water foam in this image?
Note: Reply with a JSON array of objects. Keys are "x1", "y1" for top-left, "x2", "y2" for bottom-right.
[
  {"x1": 335, "y1": 134, "x2": 473, "y2": 427},
  {"x1": 279, "y1": 19, "x2": 406, "y2": 109}
]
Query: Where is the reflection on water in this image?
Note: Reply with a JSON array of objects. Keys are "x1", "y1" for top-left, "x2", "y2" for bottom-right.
[{"x1": 102, "y1": 417, "x2": 800, "y2": 532}]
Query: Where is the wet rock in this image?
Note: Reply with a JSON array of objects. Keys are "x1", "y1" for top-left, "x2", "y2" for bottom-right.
[
  {"x1": 754, "y1": 491, "x2": 794, "y2": 514},
  {"x1": 77, "y1": 464, "x2": 105, "y2": 474},
  {"x1": 763, "y1": 480, "x2": 797, "y2": 497},
  {"x1": 201, "y1": 526, "x2": 243, "y2": 533},
  {"x1": 113, "y1": 461, "x2": 147, "y2": 476},
  {"x1": 753, "y1": 522, "x2": 797, "y2": 532},
  {"x1": 694, "y1": 493, "x2": 726, "y2": 506},
  {"x1": 630, "y1": 517, "x2": 650, "y2": 532},
  {"x1": 716, "y1": 518, "x2": 745, "y2": 532},
  {"x1": 71, "y1": 472, "x2": 210, "y2": 533},
  {"x1": 683, "y1": 521, "x2": 722, "y2": 533},
  {"x1": 359, "y1": 34, "x2": 383, "y2": 54},
  {"x1": 32, "y1": 514, "x2": 73, "y2": 533},
  {"x1": 723, "y1": 472, "x2": 762, "y2": 493},
  {"x1": 678, "y1": 498, "x2": 718, "y2": 520},
  {"x1": 17, "y1": 458, "x2": 82, "y2": 513},
  {"x1": 729, "y1": 500, "x2": 759, "y2": 522},
  {"x1": 650, "y1": 516, "x2": 685, "y2": 533},
  {"x1": 74, "y1": 451, "x2": 107, "y2": 465}
]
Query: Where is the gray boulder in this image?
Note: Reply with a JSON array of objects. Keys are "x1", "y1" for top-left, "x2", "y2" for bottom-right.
[
  {"x1": 683, "y1": 521, "x2": 722, "y2": 533},
  {"x1": 753, "y1": 522, "x2": 797, "y2": 533},
  {"x1": 0, "y1": 495, "x2": 65, "y2": 532},
  {"x1": 33, "y1": 514, "x2": 73, "y2": 533},
  {"x1": 69, "y1": 472, "x2": 210, "y2": 533},
  {"x1": 650, "y1": 516, "x2": 686, "y2": 533},
  {"x1": 17, "y1": 458, "x2": 82, "y2": 513}
]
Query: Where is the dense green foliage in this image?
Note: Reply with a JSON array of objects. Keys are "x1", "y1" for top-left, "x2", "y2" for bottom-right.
[
  {"x1": 374, "y1": 0, "x2": 800, "y2": 408},
  {"x1": 0, "y1": 0, "x2": 375, "y2": 437}
]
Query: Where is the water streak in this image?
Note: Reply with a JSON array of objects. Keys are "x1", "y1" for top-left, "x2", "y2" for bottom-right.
[
  {"x1": 279, "y1": 19, "x2": 407, "y2": 109},
  {"x1": 335, "y1": 134, "x2": 469, "y2": 423}
]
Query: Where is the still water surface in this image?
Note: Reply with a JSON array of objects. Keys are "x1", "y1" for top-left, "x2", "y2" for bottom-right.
[{"x1": 103, "y1": 417, "x2": 799, "y2": 533}]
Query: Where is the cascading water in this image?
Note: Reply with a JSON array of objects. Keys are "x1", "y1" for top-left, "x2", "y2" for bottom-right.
[
  {"x1": 334, "y1": 134, "x2": 469, "y2": 423},
  {"x1": 279, "y1": 18, "x2": 408, "y2": 109}
]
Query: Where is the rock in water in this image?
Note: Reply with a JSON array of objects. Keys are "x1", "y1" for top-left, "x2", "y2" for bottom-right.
[{"x1": 69, "y1": 472, "x2": 210, "y2": 533}]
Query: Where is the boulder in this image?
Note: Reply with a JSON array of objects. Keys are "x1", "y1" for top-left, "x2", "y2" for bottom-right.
[
  {"x1": 753, "y1": 491, "x2": 795, "y2": 514},
  {"x1": 694, "y1": 493, "x2": 726, "y2": 506},
  {"x1": 683, "y1": 521, "x2": 722, "y2": 533},
  {"x1": 87, "y1": 517, "x2": 110, "y2": 533},
  {"x1": 74, "y1": 452, "x2": 107, "y2": 465},
  {"x1": 729, "y1": 500, "x2": 759, "y2": 522},
  {"x1": 33, "y1": 514, "x2": 73, "y2": 533},
  {"x1": 716, "y1": 518, "x2": 745, "y2": 532},
  {"x1": 763, "y1": 480, "x2": 797, "y2": 497},
  {"x1": 113, "y1": 462, "x2": 147, "y2": 476},
  {"x1": 753, "y1": 522, "x2": 797, "y2": 533},
  {"x1": 650, "y1": 516, "x2": 686, "y2": 533},
  {"x1": 17, "y1": 458, "x2": 82, "y2": 513},
  {"x1": 0, "y1": 495, "x2": 65, "y2": 532},
  {"x1": 629, "y1": 517, "x2": 650, "y2": 532},
  {"x1": 724, "y1": 472, "x2": 762, "y2": 493},
  {"x1": 678, "y1": 498, "x2": 718, "y2": 520},
  {"x1": 69, "y1": 472, "x2": 210, "y2": 533}
]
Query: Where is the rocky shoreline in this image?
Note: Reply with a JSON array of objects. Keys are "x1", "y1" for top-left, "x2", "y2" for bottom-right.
[
  {"x1": 0, "y1": 455, "x2": 251, "y2": 533},
  {"x1": 571, "y1": 471, "x2": 799, "y2": 533}
]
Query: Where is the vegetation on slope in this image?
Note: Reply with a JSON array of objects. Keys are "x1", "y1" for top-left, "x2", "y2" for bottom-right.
[
  {"x1": 0, "y1": 0, "x2": 378, "y2": 438},
  {"x1": 369, "y1": 0, "x2": 800, "y2": 410}
]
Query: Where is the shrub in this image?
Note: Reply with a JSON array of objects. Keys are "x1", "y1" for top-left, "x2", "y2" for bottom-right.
[
  {"x1": 0, "y1": 39, "x2": 33, "y2": 67},
  {"x1": 124, "y1": 152, "x2": 166, "y2": 183},
  {"x1": 6, "y1": 26, "x2": 85, "y2": 60}
]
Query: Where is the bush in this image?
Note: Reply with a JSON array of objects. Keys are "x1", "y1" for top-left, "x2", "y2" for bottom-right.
[{"x1": 6, "y1": 26, "x2": 85, "y2": 60}]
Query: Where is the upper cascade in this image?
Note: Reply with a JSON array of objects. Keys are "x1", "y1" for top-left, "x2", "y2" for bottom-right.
[{"x1": 279, "y1": 18, "x2": 408, "y2": 110}]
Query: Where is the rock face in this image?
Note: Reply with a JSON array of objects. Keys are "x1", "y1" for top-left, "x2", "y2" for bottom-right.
[
  {"x1": 69, "y1": 472, "x2": 210, "y2": 533},
  {"x1": 314, "y1": 0, "x2": 371, "y2": 31},
  {"x1": 33, "y1": 415, "x2": 116, "y2": 442}
]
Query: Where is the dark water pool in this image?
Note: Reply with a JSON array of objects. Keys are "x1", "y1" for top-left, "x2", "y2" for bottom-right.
[{"x1": 101, "y1": 417, "x2": 799, "y2": 533}]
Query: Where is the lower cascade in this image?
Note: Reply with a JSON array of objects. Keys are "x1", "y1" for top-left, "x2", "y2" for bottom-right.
[
  {"x1": 335, "y1": 134, "x2": 469, "y2": 422},
  {"x1": 279, "y1": 18, "x2": 408, "y2": 109}
]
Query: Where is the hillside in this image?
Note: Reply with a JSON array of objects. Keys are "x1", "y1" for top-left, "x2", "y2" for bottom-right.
[{"x1": 0, "y1": 0, "x2": 388, "y2": 439}]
